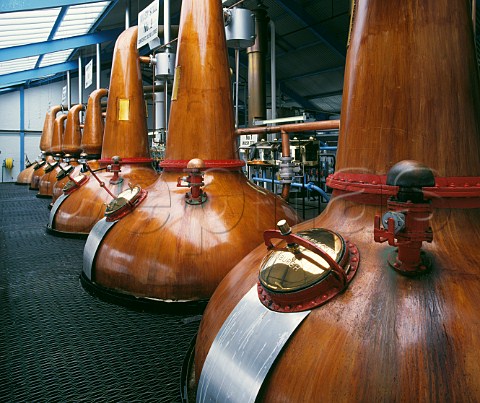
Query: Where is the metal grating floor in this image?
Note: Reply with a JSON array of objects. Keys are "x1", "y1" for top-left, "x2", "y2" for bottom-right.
[{"x1": 0, "y1": 183, "x2": 200, "y2": 402}]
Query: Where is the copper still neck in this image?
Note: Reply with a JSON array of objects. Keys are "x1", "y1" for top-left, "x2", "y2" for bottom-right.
[
  {"x1": 101, "y1": 27, "x2": 150, "y2": 160},
  {"x1": 49, "y1": 114, "x2": 68, "y2": 155},
  {"x1": 62, "y1": 104, "x2": 85, "y2": 156},
  {"x1": 39, "y1": 105, "x2": 62, "y2": 153},
  {"x1": 337, "y1": 0, "x2": 480, "y2": 176},
  {"x1": 165, "y1": 0, "x2": 237, "y2": 162},
  {"x1": 82, "y1": 88, "x2": 108, "y2": 157}
]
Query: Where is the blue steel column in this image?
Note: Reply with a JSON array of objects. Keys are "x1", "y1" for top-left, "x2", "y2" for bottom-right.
[{"x1": 20, "y1": 86, "x2": 25, "y2": 171}]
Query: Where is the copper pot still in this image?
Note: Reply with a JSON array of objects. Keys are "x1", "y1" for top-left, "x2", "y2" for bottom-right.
[
  {"x1": 37, "y1": 113, "x2": 67, "y2": 198},
  {"x1": 47, "y1": 27, "x2": 158, "y2": 237},
  {"x1": 191, "y1": 0, "x2": 480, "y2": 401},
  {"x1": 29, "y1": 105, "x2": 62, "y2": 190},
  {"x1": 15, "y1": 162, "x2": 35, "y2": 185},
  {"x1": 51, "y1": 102, "x2": 90, "y2": 205},
  {"x1": 80, "y1": 0, "x2": 299, "y2": 306}
]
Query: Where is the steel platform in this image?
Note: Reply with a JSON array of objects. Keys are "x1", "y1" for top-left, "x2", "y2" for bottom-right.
[{"x1": 0, "y1": 183, "x2": 201, "y2": 402}]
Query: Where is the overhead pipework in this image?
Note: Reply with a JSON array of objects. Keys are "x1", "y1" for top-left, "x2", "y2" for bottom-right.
[
  {"x1": 143, "y1": 0, "x2": 177, "y2": 145},
  {"x1": 190, "y1": 0, "x2": 480, "y2": 402},
  {"x1": 247, "y1": 3, "x2": 268, "y2": 134},
  {"x1": 236, "y1": 120, "x2": 339, "y2": 201},
  {"x1": 47, "y1": 27, "x2": 158, "y2": 238},
  {"x1": 80, "y1": 0, "x2": 299, "y2": 311}
]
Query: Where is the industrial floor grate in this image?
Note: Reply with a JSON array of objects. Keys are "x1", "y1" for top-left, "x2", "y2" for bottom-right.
[{"x1": 0, "y1": 184, "x2": 200, "y2": 402}]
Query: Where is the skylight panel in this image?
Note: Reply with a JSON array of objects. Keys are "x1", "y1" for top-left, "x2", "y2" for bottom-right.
[
  {"x1": 0, "y1": 2, "x2": 110, "y2": 87},
  {"x1": 0, "y1": 56, "x2": 39, "y2": 75},
  {"x1": 0, "y1": 8, "x2": 60, "y2": 49},
  {"x1": 39, "y1": 49, "x2": 74, "y2": 68},
  {"x1": 0, "y1": 8, "x2": 61, "y2": 23},
  {"x1": 54, "y1": 1, "x2": 110, "y2": 40}
]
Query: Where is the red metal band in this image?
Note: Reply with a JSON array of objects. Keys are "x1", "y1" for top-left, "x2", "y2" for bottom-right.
[
  {"x1": 160, "y1": 159, "x2": 245, "y2": 170},
  {"x1": 98, "y1": 157, "x2": 153, "y2": 164},
  {"x1": 327, "y1": 173, "x2": 480, "y2": 208}
]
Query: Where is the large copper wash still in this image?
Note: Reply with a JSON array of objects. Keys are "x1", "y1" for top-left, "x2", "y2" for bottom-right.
[
  {"x1": 80, "y1": 0, "x2": 299, "y2": 307},
  {"x1": 29, "y1": 105, "x2": 62, "y2": 190},
  {"x1": 190, "y1": 1, "x2": 480, "y2": 401},
  {"x1": 37, "y1": 113, "x2": 67, "y2": 198},
  {"x1": 47, "y1": 28, "x2": 157, "y2": 237}
]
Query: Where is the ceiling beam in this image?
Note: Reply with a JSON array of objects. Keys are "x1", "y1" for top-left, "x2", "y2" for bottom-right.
[
  {"x1": 279, "y1": 65, "x2": 344, "y2": 83},
  {"x1": 279, "y1": 81, "x2": 328, "y2": 119},
  {"x1": 275, "y1": 0, "x2": 346, "y2": 59},
  {"x1": 0, "y1": 28, "x2": 122, "y2": 62},
  {"x1": 35, "y1": 6, "x2": 69, "y2": 68},
  {"x1": 306, "y1": 89, "x2": 343, "y2": 100},
  {"x1": 0, "y1": 60, "x2": 77, "y2": 86},
  {"x1": 0, "y1": 0, "x2": 109, "y2": 13}
]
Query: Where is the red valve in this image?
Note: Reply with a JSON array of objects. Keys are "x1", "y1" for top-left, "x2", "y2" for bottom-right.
[
  {"x1": 107, "y1": 156, "x2": 122, "y2": 185},
  {"x1": 374, "y1": 215, "x2": 395, "y2": 245},
  {"x1": 177, "y1": 158, "x2": 207, "y2": 205},
  {"x1": 374, "y1": 161, "x2": 434, "y2": 275}
]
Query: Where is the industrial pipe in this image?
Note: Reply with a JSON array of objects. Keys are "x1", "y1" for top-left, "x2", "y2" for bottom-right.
[
  {"x1": 78, "y1": 57, "x2": 83, "y2": 104},
  {"x1": 139, "y1": 56, "x2": 152, "y2": 64},
  {"x1": 269, "y1": 20, "x2": 276, "y2": 121},
  {"x1": 474, "y1": 0, "x2": 477, "y2": 35},
  {"x1": 125, "y1": 0, "x2": 130, "y2": 29},
  {"x1": 320, "y1": 146, "x2": 337, "y2": 151},
  {"x1": 234, "y1": 48, "x2": 240, "y2": 127},
  {"x1": 239, "y1": 120, "x2": 340, "y2": 199},
  {"x1": 252, "y1": 177, "x2": 330, "y2": 201},
  {"x1": 67, "y1": 70, "x2": 71, "y2": 109},
  {"x1": 164, "y1": 0, "x2": 171, "y2": 45},
  {"x1": 247, "y1": 6, "x2": 268, "y2": 132},
  {"x1": 96, "y1": 43, "x2": 101, "y2": 89},
  {"x1": 281, "y1": 129, "x2": 290, "y2": 200},
  {"x1": 235, "y1": 119, "x2": 340, "y2": 135}
]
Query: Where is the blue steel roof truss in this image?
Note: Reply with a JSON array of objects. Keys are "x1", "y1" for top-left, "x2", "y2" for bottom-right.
[
  {"x1": 35, "y1": 6, "x2": 69, "y2": 69},
  {"x1": 0, "y1": 0, "x2": 108, "y2": 13},
  {"x1": 0, "y1": 0, "x2": 119, "y2": 88}
]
